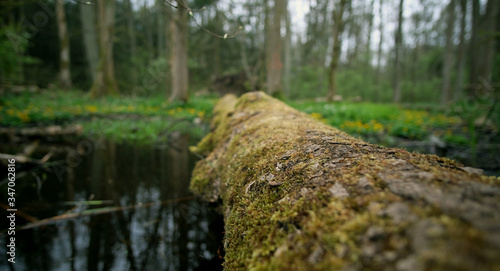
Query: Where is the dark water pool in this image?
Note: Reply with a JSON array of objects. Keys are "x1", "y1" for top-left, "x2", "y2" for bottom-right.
[{"x1": 0, "y1": 135, "x2": 224, "y2": 271}]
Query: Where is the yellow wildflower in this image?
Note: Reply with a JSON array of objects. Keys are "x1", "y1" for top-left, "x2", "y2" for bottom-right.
[
  {"x1": 17, "y1": 112, "x2": 30, "y2": 122},
  {"x1": 85, "y1": 105, "x2": 98, "y2": 113}
]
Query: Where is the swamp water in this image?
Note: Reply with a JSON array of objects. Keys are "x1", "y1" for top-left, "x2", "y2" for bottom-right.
[{"x1": 0, "y1": 135, "x2": 224, "y2": 271}]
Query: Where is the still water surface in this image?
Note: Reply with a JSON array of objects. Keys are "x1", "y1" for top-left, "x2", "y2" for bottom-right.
[{"x1": 0, "y1": 135, "x2": 223, "y2": 271}]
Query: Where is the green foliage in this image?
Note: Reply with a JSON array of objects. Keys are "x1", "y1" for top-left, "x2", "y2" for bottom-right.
[
  {"x1": 444, "y1": 133, "x2": 470, "y2": 146},
  {"x1": 447, "y1": 94, "x2": 500, "y2": 164},
  {"x1": 389, "y1": 122, "x2": 428, "y2": 139},
  {"x1": 336, "y1": 70, "x2": 377, "y2": 100},
  {"x1": 288, "y1": 65, "x2": 327, "y2": 99},
  {"x1": 0, "y1": 25, "x2": 40, "y2": 84},
  {"x1": 131, "y1": 57, "x2": 169, "y2": 96}
]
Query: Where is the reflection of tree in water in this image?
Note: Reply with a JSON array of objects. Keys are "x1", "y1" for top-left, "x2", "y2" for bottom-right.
[
  {"x1": 1, "y1": 136, "x2": 223, "y2": 271},
  {"x1": 83, "y1": 137, "x2": 223, "y2": 271}
]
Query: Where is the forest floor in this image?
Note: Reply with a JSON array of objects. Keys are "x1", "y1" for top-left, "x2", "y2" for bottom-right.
[
  {"x1": 0, "y1": 89, "x2": 216, "y2": 145},
  {"x1": 0, "y1": 89, "x2": 498, "y2": 175}
]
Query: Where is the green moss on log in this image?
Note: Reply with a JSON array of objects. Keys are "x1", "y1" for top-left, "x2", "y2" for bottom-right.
[{"x1": 190, "y1": 92, "x2": 500, "y2": 270}]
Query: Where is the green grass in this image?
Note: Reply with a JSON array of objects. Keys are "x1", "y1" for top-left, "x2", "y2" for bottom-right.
[
  {"x1": 0, "y1": 89, "x2": 470, "y2": 145},
  {"x1": 0, "y1": 89, "x2": 216, "y2": 144},
  {"x1": 289, "y1": 100, "x2": 462, "y2": 141}
]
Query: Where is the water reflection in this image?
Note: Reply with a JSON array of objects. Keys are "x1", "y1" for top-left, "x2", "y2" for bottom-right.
[{"x1": 0, "y1": 135, "x2": 223, "y2": 271}]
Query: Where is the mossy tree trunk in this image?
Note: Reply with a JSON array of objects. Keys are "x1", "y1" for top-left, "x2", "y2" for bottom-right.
[{"x1": 190, "y1": 92, "x2": 500, "y2": 270}]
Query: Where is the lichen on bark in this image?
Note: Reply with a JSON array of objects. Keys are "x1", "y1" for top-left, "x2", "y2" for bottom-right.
[{"x1": 190, "y1": 91, "x2": 500, "y2": 270}]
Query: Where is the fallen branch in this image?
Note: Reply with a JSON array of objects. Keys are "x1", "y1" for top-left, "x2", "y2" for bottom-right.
[
  {"x1": 0, "y1": 152, "x2": 52, "y2": 164},
  {"x1": 0, "y1": 124, "x2": 83, "y2": 137},
  {"x1": 13, "y1": 196, "x2": 194, "y2": 232},
  {"x1": 190, "y1": 92, "x2": 500, "y2": 270}
]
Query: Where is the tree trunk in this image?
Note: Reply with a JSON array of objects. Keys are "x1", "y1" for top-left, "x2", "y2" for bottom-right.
[
  {"x1": 468, "y1": 0, "x2": 480, "y2": 95},
  {"x1": 190, "y1": 91, "x2": 500, "y2": 270},
  {"x1": 168, "y1": 3, "x2": 189, "y2": 103},
  {"x1": 89, "y1": 0, "x2": 118, "y2": 98},
  {"x1": 156, "y1": 0, "x2": 165, "y2": 58},
  {"x1": 265, "y1": 0, "x2": 285, "y2": 97},
  {"x1": 365, "y1": 0, "x2": 375, "y2": 79},
  {"x1": 283, "y1": 4, "x2": 292, "y2": 97},
  {"x1": 441, "y1": 0, "x2": 456, "y2": 105},
  {"x1": 327, "y1": 0, "x2": 347, "y2": 102},
  {"x1": 164, "y1": 4, "x2": 172, "y2": 96},
  {"x1": 125, "y1": 0, "x2": 137, "y2": 86},
  {"x1": 56, "y1": 0, "x2": 71, "y2": 89},
  {"x1": 454, "y1": 0, "x2": 467, "y2": 100},
  {"x1": 374, "y1": 0, "x2": 384, "y2": 101},
  {"x1": 80, "y1": 2, "x2": 99, "y2": 83},
  {"x1": 392, "y1": 0, "x2": 404, "y2": 103},
  {"x1": 144, "y1": 0, "x2": 155, "y2": 60},
  {"x1": 468, "y1": 0, "x2": 498, "y2": 96}
]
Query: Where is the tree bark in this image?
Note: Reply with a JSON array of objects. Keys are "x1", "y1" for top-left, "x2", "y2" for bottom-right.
[
  {"x1": 169, "y1": 3, "x2": 189, "y2": 103},
  {"x1": 374, "y1": 0, "x2": 384, "y2": 101},
  {"x1": 327, "y1": 0, "x2": 347, "y2": 102},
  {"x1": 468, "y1": 0, "x2": 499, "y2": 96},
  {"x1": 89, "y1": 0, "x2": 118, "y2": 98},
  {"x1": 265, "y1": 0, "x2": 285, "y2": 97},
  {"x1": 125, "y1": 0, "x2": 137, "y2": 86},
  {"x1": 441, "y1": 0, "x2": 456, "y2": 105},
  {"x1": 392, "y1": 0, "x2": 404, "y2": 103},
  {"x1": 468, "y1": 0, "x2": 480, "y2": 95},
  {"x1": 283, "y1": 4, "x2": 292, "y2": 97},
  {"x1": 144, "y1": 0, "x2": 155, "y2": 60},
  {"x1": 80, "y1": 1, "x2": 99, "y2": 83},
  {"x1": 365, "y1": 0, "x2": 375, "y2": 78},
  {"x1": 56, "y1": 0, "x2": 71, "y2": 89},
  {"x1": 156, "y1": 0, "x2": 165, "y2": 58},
  {"x1": 190, "y1": 91, "x2": 500, "y2": 270},
  {"x1": 454, "y1": 0, "x2": 467, "y2": 100}
]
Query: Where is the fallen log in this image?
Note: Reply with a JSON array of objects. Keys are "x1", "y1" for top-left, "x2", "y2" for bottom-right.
[{"x1": 190, "y1": 92, "x2": 500, "y2": 270}]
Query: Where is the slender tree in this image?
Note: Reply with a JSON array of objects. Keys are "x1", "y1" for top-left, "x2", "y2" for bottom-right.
[
  {"x1": 392, "y1": 0, "x2": 404, "y2": 103},
  {"x1": 375, "y1": 0, "x2": 384, "y2": 101},
  {"x1": 441, "y1": 0, "x2": 456, "y2": 104},
  {"x1": 266, "y1": 0, "x2": 286, "y2": 96},
  {"x1": 89, "y1": 0, "x2": 118, "y2": 98},
  {"x1": 283, "y1": 3, "x2": 292, "y2": 97},
  {"x1": 56, "y1": 0, "x2": 71, "y2": 89},
  {"x1": 144, "y1": 1, "x2": 155, "y2": 60},
  {"x1": 125, "y1": 0, "x2": 137, "y2": 86},
  {"x1": 80, "y1": 2, "x2": 99, "y2": 82},
  {"x1": 156, "y1": 0, "x2": 166, "y2": 58},
  {"x1": 327, "y1": 0, "x2": 347, "y2": 102},
  {"x1": 468, "y1": 0, "x2": 498, "y2": 96},
  {"x1": 365, "y1": 0, "x2": 375, "y2": 77},
  {"x1": 169, "y1": 1, "x2": 189, "y2": 102},
  {"x1": 454, "y1": 0, "x2": 467, "y2": 100}
]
